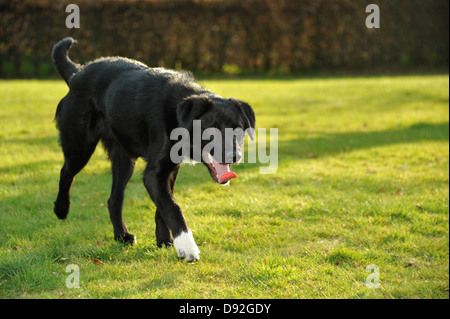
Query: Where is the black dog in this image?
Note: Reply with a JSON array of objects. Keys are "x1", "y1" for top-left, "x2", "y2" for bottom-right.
[{"x1": 51, "y1": 38, "x2": 255, "y2": 262}]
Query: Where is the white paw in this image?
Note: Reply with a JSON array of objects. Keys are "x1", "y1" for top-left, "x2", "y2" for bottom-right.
[{"x1": 173, "y1": 230, "x2": 200, "y2": 262}]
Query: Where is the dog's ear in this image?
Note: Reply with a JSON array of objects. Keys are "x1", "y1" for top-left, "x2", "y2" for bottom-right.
[
  {"x1": 230, "y1": 97, "x2": 256, "y2": 140},
  {"x1": 177, "y1": 95, "x2": 213, "y2": 130}
]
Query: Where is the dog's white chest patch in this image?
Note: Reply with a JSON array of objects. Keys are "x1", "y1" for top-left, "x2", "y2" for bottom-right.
[{"x1": 173, "y1": 230, "x2": 200, "y2": 262}]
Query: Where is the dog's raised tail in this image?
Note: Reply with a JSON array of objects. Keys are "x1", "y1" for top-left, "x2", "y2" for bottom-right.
[{"x1": 52, "y1": 37, "x2": 80, "y2": 85}]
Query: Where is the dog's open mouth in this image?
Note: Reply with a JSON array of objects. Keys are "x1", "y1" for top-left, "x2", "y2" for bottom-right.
[{"x1": 202, "y1": 150, "x2": 237, "y2": 184}]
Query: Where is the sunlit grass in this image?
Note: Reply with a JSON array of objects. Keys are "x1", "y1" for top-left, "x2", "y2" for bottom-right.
[{"x1": 0, "y1": 75, "x2": 448, "y2": 298}]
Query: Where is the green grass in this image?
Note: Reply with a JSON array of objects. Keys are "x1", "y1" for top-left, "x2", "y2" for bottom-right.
[{"x1": 0, "y1": 75, "x2": 448, "y2": 299}]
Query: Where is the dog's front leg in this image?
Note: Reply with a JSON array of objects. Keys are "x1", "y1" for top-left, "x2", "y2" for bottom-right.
[
  {"x1": 143, "y1": 163, "x2": 200, "y2": 262},
  {"x1": 155, "y1": 166, "x2": 179, "y2": 248}
]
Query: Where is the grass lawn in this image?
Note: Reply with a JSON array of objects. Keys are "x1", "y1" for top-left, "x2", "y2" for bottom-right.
[{"x1": 0, "y1": 75, "x2": 448, "y2": 299}]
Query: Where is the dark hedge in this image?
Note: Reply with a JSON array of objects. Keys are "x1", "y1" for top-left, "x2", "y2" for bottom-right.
[{"x1": 0, "y1": 0, "x2": 448, "y2": 76}]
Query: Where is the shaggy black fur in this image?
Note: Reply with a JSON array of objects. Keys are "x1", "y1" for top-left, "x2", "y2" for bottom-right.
[{"x1": 51, "y1": 38, "x2": 255, "y2": 249}]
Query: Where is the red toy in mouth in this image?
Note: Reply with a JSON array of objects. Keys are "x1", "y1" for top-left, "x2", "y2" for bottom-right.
[{"x1": 203, "y1": 150, "x2": 237, "y2": 184}]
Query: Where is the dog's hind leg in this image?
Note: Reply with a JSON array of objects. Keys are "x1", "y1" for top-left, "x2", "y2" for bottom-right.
[
  {"x1": 54, "y1": 97, "x2": 100, "y2": 220},
  {"x1": 54, "y1": 136, "x2": 98, "y2": 220},
  {"x1": 106, "y1": 145, "x2": 136, "y2": 244}
]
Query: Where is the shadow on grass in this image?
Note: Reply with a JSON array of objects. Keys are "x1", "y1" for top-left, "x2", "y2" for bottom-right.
[
  {"x1": 276, "y1": 122, "x2": 449, "y2": 161},
  {"x1": 0, "y1": 136, "x2": 58, "y2": 147}
]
